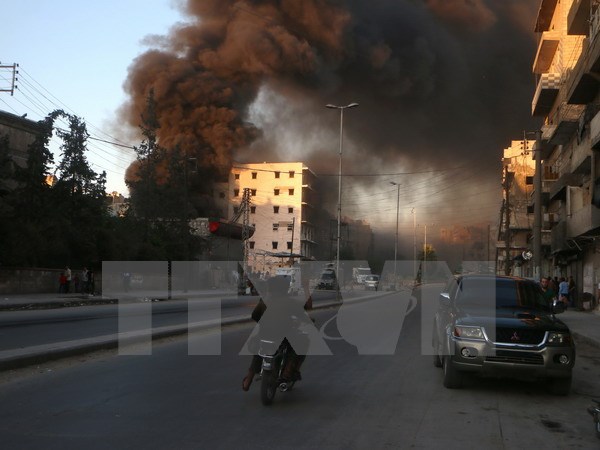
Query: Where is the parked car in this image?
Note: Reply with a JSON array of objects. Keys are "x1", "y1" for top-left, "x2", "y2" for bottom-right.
[
  {"x1": 432, "y1": 275, "x2": 575, "y2": 395},
  {"x1": 364, "y1": 274, "x2": 380, "y2": 291}
]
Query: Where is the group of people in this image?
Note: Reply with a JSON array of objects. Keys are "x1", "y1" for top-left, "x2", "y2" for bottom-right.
[
  {"x1": 58, "y1": 266, "x2": 94, "y2": 294},
  {"x1": 540, "y1": 275, "x2": 577, "y2": 309}
]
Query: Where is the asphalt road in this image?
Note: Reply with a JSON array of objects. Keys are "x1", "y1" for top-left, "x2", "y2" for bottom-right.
[
  {"x1": 0, "y1": 291, "x2": 342, "y2": 351},
  {"x1": 1, "y1": 296, "x2": 600, "y2": 449}
]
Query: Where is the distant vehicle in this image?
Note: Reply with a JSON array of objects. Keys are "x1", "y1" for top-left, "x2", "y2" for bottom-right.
[
  {"x1": 317, "y1": 269, "x2": 338, "y2": 290},
  {"x1": 364, "y1": 274, "x2": 380, "y2": 291},
  {"x1": 353, "y1": 267, "x2": 372, "y2": 284},
  {"x1": 432, "y1": 275, "x2": 575, "y2": 395}
]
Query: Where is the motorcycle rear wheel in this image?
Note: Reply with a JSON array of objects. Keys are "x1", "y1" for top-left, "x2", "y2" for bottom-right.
[{"x1": 260, "y1": 370, "x2": 277, "y2": 405}]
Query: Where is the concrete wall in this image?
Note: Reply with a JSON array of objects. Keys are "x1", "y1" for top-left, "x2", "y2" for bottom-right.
[{"x1": 0, "y1": 268, "x2": 101, "y2": 295}]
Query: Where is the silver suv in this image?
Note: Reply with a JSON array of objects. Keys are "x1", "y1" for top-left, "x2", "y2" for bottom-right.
[{"x1": 432, "y1": 275, "x2": 575, "y2": 395}]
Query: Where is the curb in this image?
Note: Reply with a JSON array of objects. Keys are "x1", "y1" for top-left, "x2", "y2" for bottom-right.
[
  {"x1": 0, "y1": 315, "x2": 251, "y2": 371},
  {"x1": 0, "y1": 296, "x2": 359, "y2": 371}
]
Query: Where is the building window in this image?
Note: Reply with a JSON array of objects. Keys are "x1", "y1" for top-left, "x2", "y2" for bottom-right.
[
  {"x1": 252, "y1": 172, "x2": 257, "y2": 179},
  {"x1": 274, "y1": 206, "x2": 279, "y2": 214},
  {"x1": 287, "y1": 223, "x2": 293, "y2": 231},
  {"x1": 250, "y1": 206, "x2": 256, "y2": 214},
  {"x1": 249, "y1": 241, "x2": 255, "y2": 249},
  {"x1": 233, "y1": 206, "x2": 239, "y2": 215},
  {"x1": 274, "y1": 189, "x2": 280, "y2": 196},
  {"x1": 251, "y1": 189, "x2": 257, "y2": 196},
  {"x1": 273, "y1": 223, "x2": 279, "y2": 231},
  {"x1": 234, "y1": 189, "x2": 240, "y2": 197},
  {"x1": 288, "y1": 207, "x2": 294, "y2": 214},
  {"x1": 272, "y1": 241, "x2": 278, "y2": 250},
  {"x1": 288, "y1": 188, "x2": 294, "y2": 195},
  {"x1": 287, "y1": 241, "x2": 293, "y2": 250},
  {"x1": 234, "y1": 173, "x2": 240, "y2": 180},
  {"x1": 275, "y1": 171, "x2": 280, "y2": 178},
  {"x1": 289, "y1": 171, "x2": 295, "y2": 178}
]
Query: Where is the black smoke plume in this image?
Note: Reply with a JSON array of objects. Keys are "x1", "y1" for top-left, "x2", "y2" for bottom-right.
[{"x1": 120, "y1": 0, "x2": 541, "y2": 225}]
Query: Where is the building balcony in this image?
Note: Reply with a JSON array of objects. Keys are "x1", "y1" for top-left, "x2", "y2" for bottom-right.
[
  {"x1": 532, "y1": 73, "x2": 561, "y2": 116},
  {"x1": 549, "y1": 173, "x2": 584, "y2": 200},
  {"x1": 535, "y1": 0, "x2": 559, "y2": 33},
  {"x1": 568, "y1": 0, "x2": 591, "y2": 36},
  {"x1": 547, "y1": 103, "x2": 585, "y2": 145},
  {"x1": 533, "y1": 31, "x2": 561, "y2": 74},
  {"x1": 567, "y1": 204, "x2": 600, "y2": 237},
  {"x1": 590, "y1": 109, "x2": 600, "y2": 148},
  {"x1": 571, "y1": 140, "x2": 592, "y2": 174},
  {"x1": 565, "y1": 37, "x2": 600, "y2": 104}
]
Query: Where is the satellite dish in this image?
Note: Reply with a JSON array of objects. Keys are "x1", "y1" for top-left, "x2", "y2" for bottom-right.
[{"x1": 522, "y1": 250, "x2": 533, "y2": 261}]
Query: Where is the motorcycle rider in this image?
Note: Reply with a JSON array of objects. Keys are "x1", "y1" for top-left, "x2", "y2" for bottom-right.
[{"x1": 242, "y1": 274, "x2": 313, "y2": 391}]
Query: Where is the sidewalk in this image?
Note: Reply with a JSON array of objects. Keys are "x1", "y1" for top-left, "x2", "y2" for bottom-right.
[
  {"x1": 0, "y1": 289, "x2": 234, "y2": 310},
  {"x1": 559, "y1": 308, "x2": 600, "y2": 349}
]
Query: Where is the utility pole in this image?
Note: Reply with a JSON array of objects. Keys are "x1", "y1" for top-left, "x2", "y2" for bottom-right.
[
  {"x1": 533, "y1": 130, "x2": 543, "y2": 281},
  {"x1": 503, "y1": 164, "x2": 513, "y2": 276},
  {"x1": 412, "y1": 208, "x2": 417, "y2": 282},
  {"x1": 0, "y1": 63, "x2": 18, "y2": 95},
  {"x1": 241, "y1": 188, "x2": 251, "y2": 280}
]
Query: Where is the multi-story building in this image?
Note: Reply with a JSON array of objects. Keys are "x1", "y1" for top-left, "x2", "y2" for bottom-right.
[
  {"x1": 229, "y1": 162, "x2": 318, "y2": 274},
  {"x1": 497, "y1": 140, "x2": 537, "y2": 276},
  {"x1": 532, "y1": 0, "x2": 600, "y2": 301},
  {"x1": 0, "y1": 110, "x2": 44, "y2": 188}
]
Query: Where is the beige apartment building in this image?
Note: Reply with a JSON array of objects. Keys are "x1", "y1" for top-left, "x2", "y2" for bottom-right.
[
  {"x1": 497, "y1": 140, "x2": 538, "y2": 277},
  {"x1": 229, "y1": 162, "x2": 318, "y2": 274},
  {"x1": 531, "y1": 0, "x2": 600, "y2": 305}
]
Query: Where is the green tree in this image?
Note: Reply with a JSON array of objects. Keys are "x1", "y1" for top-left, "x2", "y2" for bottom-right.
[{"x1": 52, "y1": 113, "x2": 109, "y2": 266}]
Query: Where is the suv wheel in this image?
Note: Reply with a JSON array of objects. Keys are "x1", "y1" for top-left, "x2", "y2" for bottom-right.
[{"x1": 443, "y1": 356, "x2": 462, "y2": 389}]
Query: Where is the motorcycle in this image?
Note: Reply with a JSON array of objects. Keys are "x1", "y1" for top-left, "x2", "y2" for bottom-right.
[
  {"x1": 257, "y1": 337, "x2": 300, "y2": 405},
  {"x1": 588, "y1": 398, "x2": 600, "y2": 439}
]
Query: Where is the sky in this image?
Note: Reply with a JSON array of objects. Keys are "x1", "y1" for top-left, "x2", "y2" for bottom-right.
[
  {"x1": 2, "y1": 0, "x2": 543, "y2": 238},
  {"x1": 1, "y1": 0, "x2": 185, "y2": 195}
]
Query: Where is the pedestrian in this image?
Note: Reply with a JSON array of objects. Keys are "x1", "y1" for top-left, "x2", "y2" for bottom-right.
[
  {"x1": 568, "y1": 276, "x2": 577, "y2": 308},
  {"x1": 86, "y1": 268, "x2": 95, "y2": 295},
  {"x1": 58, "y1": 272, "x2": 67, "y2": 293},
  {"x1": 81, "y1": 267, "x2": 88, "y2": 293},
  {"x1": 65, "y1": 266, "x2": 72, "y2": 293},
  {"x1": 558, "y1": 277, "x2": 569, "y2": 308},
  {"x1": 540, "y1": 276, "x2": 556, "y2": 303}
]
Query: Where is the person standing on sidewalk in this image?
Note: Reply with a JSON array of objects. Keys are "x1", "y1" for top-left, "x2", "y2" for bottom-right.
[
  {"x1": 540, "y1": 277, "x2": 556, "y2": 302},
  {"x1": 558, "y1": 277, "x2": 570, "y2": 308},
  {"x1": 65, "y1": 267, "x2": 72, "y2": 293},
  {"x1": 58, "y1": 272, "x2": 67, "y2": 293},
  {"x1": 568, "y1": 276, "x2": 577, "y2": 309},
  {"x1": 81, "y1": 267, "x2": 88, "y2": 293}
]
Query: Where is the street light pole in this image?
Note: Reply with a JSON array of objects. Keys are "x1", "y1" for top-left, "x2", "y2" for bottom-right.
[
  {"x1": 326, "y1": 102, "x2": 359, "y2": 294},
  {"x1": 412, "y1": 208, "x2": 416, "y2": 282},
  {"x1": 390, "y1": 182, "x2": 400, "y2": 287}
]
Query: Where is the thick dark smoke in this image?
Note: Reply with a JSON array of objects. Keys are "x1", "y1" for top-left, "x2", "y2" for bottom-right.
[{"x1": 120, "y1": 0, "x2": 540, "y2": 226}]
